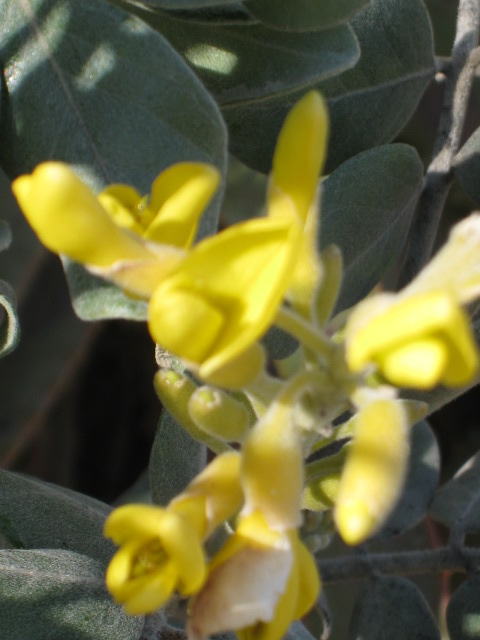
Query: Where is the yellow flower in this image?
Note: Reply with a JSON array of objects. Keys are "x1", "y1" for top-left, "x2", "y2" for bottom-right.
[
  {"x1": 187, "y1": 512, "x2": 319, "y2": 640},
  {"x1": 104, "y1": 452, "x2": 243, "y2": 615},
  {"x1": 268, "y1": 91, "x2": 329, "y2": 317},
  {"x1": 346, "y1": 290, "x2": 479, "y2": 389},
  {"x1": 334, "y1": 398, "x2": 410, "y2": 545},
  {"x1": 104, "y1": 503, "x2": 206, "y2": 615},
  {"x1": 148, "y1": 216, "x2": 301, "y2": 388},
  {"x1": 12, "y1": 161, "x2": 219, "y2": 298}
]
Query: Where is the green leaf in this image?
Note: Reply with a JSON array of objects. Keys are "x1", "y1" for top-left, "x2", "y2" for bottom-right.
[
  {"x1": 0, "y1": 278, "x2": 20, "y2": 358},
  {"x1": 320, "y1": 144, "x2": 424, "y2": 311},
  {"x1": 0, "y1": 471, "x2": 113, "y2": 563},
  {"x1": 119, "y1": 8, "x2": 359, "y2": 107},
  {"x1": 319, "y1": 0, "x2": 435, "y2": 172},
  {"x1": 0, "y1": 549, "x2": 143, "y2": 640},
  {"x1": 375, "y1": 420, "x2": 440, "y2": 538},
  {"x1": 244, "y1": 0, "x2": 370, "y2": 32},
  {"x1": 121, "y1": 0, "x2": 240, "y2": 8},
  {"x1": 454, "y1": 126, "x2": 480, "y2": 206},
  {"x1": 430, "y1": 451, "x2": 480, "y2": 535},
  {"x1": 223, "y1": 0, "x2": 434, "y2": 173},
  {"x1": 0, "y1": 220, "x2": 12, "y2": 253},
  {"x1": 149, "y1": 411, "x2": 207, "y2": 506},
  {"x1": 447, "y1": 574, "x2": 480, "y2": 640},
  {"x1": 1, "y1": 0, "x2": 227, "y2": 320},
  {"x1": 349, "y1": 575, "x2": 440, "y2": 640}
]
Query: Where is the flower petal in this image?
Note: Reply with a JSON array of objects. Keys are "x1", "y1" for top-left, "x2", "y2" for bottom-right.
[
  {"x1": 147, "y1": 162, "x2": 220, "y2": 247},
  {"x1": 12, "y1": 163, "x2": 153, "y2": 266}
]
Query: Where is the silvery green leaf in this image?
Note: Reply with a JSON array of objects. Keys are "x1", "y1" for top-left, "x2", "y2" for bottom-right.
[
  {"x1": 244, "y1": 0, "x2": 370, "y2": 32},
  {"x1": 430, "y1": 451, "x2": 480, "y2": 535},
  {"x1": 1, "y1": 0, "x2": 226, "y2": 320},
  {"x1": 0, "y1": 279, "x2": 20, "y2": 358},
  {"x1": 222, "y1": 0, "x2": 434, "y2": 173},
  {"x1": 447, "y1": 574, "x2": 480, "y2": 640},
  {"x1": 321, "y1": 144, "x2": 424, "y2": 311},
  {"x1": 454, "y1": 126, "x2": 480, "y2": 206},
  {"x1": 349, "y1": 575, "x2": 440, "y2": 640},
  {"x1": 149, "y1": 411, "x2": 206, "y2": 506},
  {"x1": 0, "y1": 549, "x2": 143, "y2": 640},
  {"x1": 0, "y1": 470, "x2": 112, "y2": 563}
]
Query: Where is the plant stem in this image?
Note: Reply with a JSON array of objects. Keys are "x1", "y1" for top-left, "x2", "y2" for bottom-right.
[
  {"x1": 319, "y1": 545, "x2": 480, "y2": 583},
  {"x1": 397, "y1": 0, "x2": 480, "y2": 287}
]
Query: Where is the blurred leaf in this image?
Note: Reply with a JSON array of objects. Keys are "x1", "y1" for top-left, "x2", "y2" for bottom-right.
[
  {"x1": 447, "y1": 574, "x2": 480, "y2": 640},
  {"x1": 320, "y1": 0, "x2": 435, "y2": 172},
  {"x1": 349, "y1": 575, "x2": 440, "y2": 640},
  {"x1": 161, "y1": 4, "x2": 253, "y2": 25},
  {"x1": 121, "y1": 0, "x2": 240, "y2": 8},
  {"x1": 0, "y1": 220, "x2": 12, "y2": 252},
  {"x1": 149, "y1": 411, "x2": 207, "y2": 506},
  {"x1": 244, "y1": 0, "x2": 370, "y2": 31},
  {"x1": 0, "y1": 278, "x2": 19, "y2": 358},
  {"x1": 454, "y1": 126, "x2": 480, "y2": 206},
  {"x1": 0, "y1": 471, "x2": 113, "y2": 563},
  {"x1": 1, "y1": 0, "x2": 226, "y2": 320},
  {"x1": 117, "y1": 7, "x2": 359, "y2": 106},
  {"x1": 375, "y1": 420, "x2": 440, "y2": 538},
  {"x1": 320, "y1": 144, "x2": 424, "y2": 311},
  {"x1": 0, "y1": 549, "x2": 143, "y2": 640},
  {"x1": 224, "y1": 0, "x2": 434, "y2": 173},
  {"x1": 63, "y1": 260, "x2": 149, "y2": 321},
  {"x1": 430, "y1": 451, "x2": 480, "y2": 534}
]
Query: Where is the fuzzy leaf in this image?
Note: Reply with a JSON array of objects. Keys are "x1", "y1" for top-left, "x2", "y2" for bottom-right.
[
  {"x1": 0, "y1": 279, "x2": 20, "y2": 358},
  {"x1": 205, "y1": 0, "x2": 434, "y2": 173},
  {"x1": 115, "y1": 6, "x2": 359, "y2": 107},
  {"x1": 430, "y1": 451, "x2": 480, "y2": 535},
  {"x1": 375, "y1": 420, "x2": 440, "y2": 538},
  {"x1": 244, "y1": 0, "x2": 370, "y2": 32},
  {"x1": 454, "y1": 126, "x2": 480, "y2": 206},
  {"x1": 349, "y1": 575, "x2": 440, "y2": 640},
  {"x1": 0, "y1": 549, "x2": 143, "y2": 640},
  {"x1": 149, "y1": 411, "x2": 207, "y2": 506},
  {"x1": 0, "y1": 471, "x2": 113, "y2": 563},
  {"x1": 1, "y1": 0, "x2": 226, "y2": 320},
  {"x1": 447, "y1": 574, "x2": 480, "y2": 640},
  {"x1": 321, "y1": 144, "x2": 424, "y2": 311}
]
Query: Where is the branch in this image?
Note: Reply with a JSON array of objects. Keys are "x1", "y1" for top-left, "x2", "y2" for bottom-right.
[
  {"x1": 397, "y1": 0, "x2": 480, "y2": 287},
  {"x1": 319, "y1": 545, "x2": 480, "y2": 584}
]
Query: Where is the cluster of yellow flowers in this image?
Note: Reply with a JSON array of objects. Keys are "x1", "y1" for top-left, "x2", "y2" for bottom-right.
[{"x1": 12, "y1": 91, "x2": 480, "y2": 639}]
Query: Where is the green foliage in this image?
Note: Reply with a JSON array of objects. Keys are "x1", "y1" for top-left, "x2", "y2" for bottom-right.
[
  {"x1": 1, "y1": 0, "x2": 480, "y2": 638},
  {"x1": 0, "y1": 221, "x2": 20, "y2": 357},
  {"x1": 447, "y1": 574, "x2": 480, "y2": 640},
  {"x1": 349, "y1": 575, "x2": 440, "y2": 640},
  {"x1": 149, "y1": 411, "x2": 207, "y2": 506},
  {"x1": 321, "y1": 144, "x2": 424, "y2": 311},
  {"x1": 0, "y1": 550, "x2": 143, "y2": 640},
  {"x1": 243, "y1": 0, "x2": 370, "y2": 32},
  {"x1": 430, "y1": 452, "x2": 480, "y2": 534},
  {"x1": 1, "y1": 0, "x2": 226, "y2": 321}
]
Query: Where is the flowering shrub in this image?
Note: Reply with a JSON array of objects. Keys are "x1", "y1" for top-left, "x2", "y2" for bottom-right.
[{"x1": 1, "y1": 2, "x2": 480, "y2": 640}]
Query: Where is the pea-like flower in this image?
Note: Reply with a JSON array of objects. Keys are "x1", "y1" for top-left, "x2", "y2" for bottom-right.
[
  {"x1": 345, "y1": 215, "x2": 480, "y2": 389},
  {"x1": 104, "y1": 452, "x2": 243, "y2": 615},
  {"x1": 346, "y1": 290, "x2": 479, "y2": 389},
  {"x1": 148, "y1": 216, "x2": 301, "y2": 388},
  {"x1": 187, "y1": 512, "x2": 320, "y2": 640},
  {"x1": 12, "y1": 161, "x2": 219, "y2": 298}
]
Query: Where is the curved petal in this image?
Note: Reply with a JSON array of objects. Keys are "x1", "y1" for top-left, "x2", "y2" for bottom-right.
[
  {"x1": 147, "y1": 162, "x2": 220, "y2": 248},
  {"x1": 12, "y1": 163, "x2": 153, "y2": 267}
]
